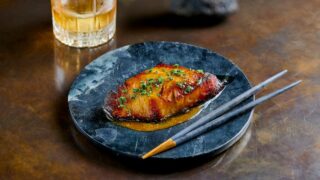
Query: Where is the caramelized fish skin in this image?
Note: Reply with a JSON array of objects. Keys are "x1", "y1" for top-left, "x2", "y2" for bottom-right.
[{"x1": 104, "y1": 64, "x2": 222, "y2": 122}]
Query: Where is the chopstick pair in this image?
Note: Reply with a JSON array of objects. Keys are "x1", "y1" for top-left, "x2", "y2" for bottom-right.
[{"x1": 142, "y1": 70, "x2": 301, "y2": 159}]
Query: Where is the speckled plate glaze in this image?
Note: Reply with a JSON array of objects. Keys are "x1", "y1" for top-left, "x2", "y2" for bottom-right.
[{"x1": 68, "y1": 41, "x2": 254, "y2": 160}]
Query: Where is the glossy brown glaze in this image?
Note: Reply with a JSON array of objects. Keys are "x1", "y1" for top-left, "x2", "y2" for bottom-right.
[
  {"x1": 0, "y1": 0, "x2": 319, "y2": 179},
  {"x1": 115, "y1": 105, "x2": 202, "y2": 131},
  {"x1": 105, "y1": 64, "x2": 222, "y2": 122}
]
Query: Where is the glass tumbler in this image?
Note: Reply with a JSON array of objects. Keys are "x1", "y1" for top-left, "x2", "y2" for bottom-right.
[{"x1": 51, "y1": 0, "x2": 116, "y2": 48}]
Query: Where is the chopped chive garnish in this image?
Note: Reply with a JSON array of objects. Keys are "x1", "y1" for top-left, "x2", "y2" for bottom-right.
[
  {"x1": 173, "y1": 64, "x2": 179, "y2": 67},
  {"x1": 176, "y1": 82, "x2": 184, "y2": 88},
  {"x1": 141, "y1": 81, "x2": 147, "y2": 89},
  {"x1": 168, "y1": 76, "x2": 173, "y2": 80},
  {"x1": 171, "y1": 69, "x2": 184, "y2": 76},
  {"x1": 118, "y1": 96, "x2": 127, "y2": 108},
  {"x1": 148, "y1": 69, "x2": 153, "y2": 73},
  {"x1": 121, "y1": 89, "x2": 128, "y2": 93},
  {"x1": 133, "y1": 88, "x2": 139, "y2": 93},
  {"x1": 185, "y1": 85, "x2": 194, "y2": 94},
  {"x1": 197, "y1": 69, "x2": 204, "y2": 74},
  {"x1": 119, "y1": 96, "x2": 127, "y2": 103},
  {"x1": 140, "y1": 89, "x2": 147, "y2": 95},
  {"x1": 157, "y1": 93, "x2": 161, "y2": 97},
  {"x1": 147, "y1": 78, "x2": 155, "y2": 84},
  {"x1": 158, "y1": 77, "x2": 164, "y2": 84}
]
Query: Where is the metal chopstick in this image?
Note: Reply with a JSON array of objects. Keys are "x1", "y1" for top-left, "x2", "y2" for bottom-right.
[{"x1": 142, "y1": 80, "x2": 301, "y2": 159}]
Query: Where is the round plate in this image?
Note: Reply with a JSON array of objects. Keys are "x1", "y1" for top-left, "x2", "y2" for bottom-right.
[{"x1": 68, "y1": 41, "x2": 254, "y2": 160}]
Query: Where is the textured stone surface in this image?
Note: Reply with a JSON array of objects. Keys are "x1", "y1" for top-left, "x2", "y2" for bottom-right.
[
  {"x1": 171, "y1": 0, "x2": 238, "y2": 16},
  {"x1": 1, "y1": 0, "x2": 320, "y2": 179},
  {"x1": 68, "y1": 41, "x2": 253, "y2": 159}
]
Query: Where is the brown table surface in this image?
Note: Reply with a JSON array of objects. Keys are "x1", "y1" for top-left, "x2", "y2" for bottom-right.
[{"x1": 1, "y1": 0, "x2": 320, "y2": 179}]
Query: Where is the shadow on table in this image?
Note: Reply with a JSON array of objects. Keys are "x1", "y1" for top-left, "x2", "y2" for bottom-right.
[{"x1": 125, "y1": 12, "x2": 227, "y2": 29}]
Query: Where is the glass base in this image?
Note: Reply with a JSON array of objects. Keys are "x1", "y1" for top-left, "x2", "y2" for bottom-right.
[{"x1": 53, "y1": 19, "x2": 116, "y2": 48}]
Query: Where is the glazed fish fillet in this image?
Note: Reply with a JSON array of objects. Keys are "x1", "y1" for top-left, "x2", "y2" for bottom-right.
[{"x1": 104, "y1": 64, "x2": 223, "y2": 122}]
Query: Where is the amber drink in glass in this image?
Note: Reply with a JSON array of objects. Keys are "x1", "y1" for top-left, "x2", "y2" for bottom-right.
[{"x1": 51, "y1": 0, "x2": 116, "y2": 47}]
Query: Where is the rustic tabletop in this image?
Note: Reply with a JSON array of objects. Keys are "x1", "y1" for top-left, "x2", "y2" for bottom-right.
[{"x1": 1, "y1": 0, "x2": 319, "y2": 179}]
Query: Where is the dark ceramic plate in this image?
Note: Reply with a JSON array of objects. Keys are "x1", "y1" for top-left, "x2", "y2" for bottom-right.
[{"x1": 68, "y1": 41, "x2": 254, "y2": 160}]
